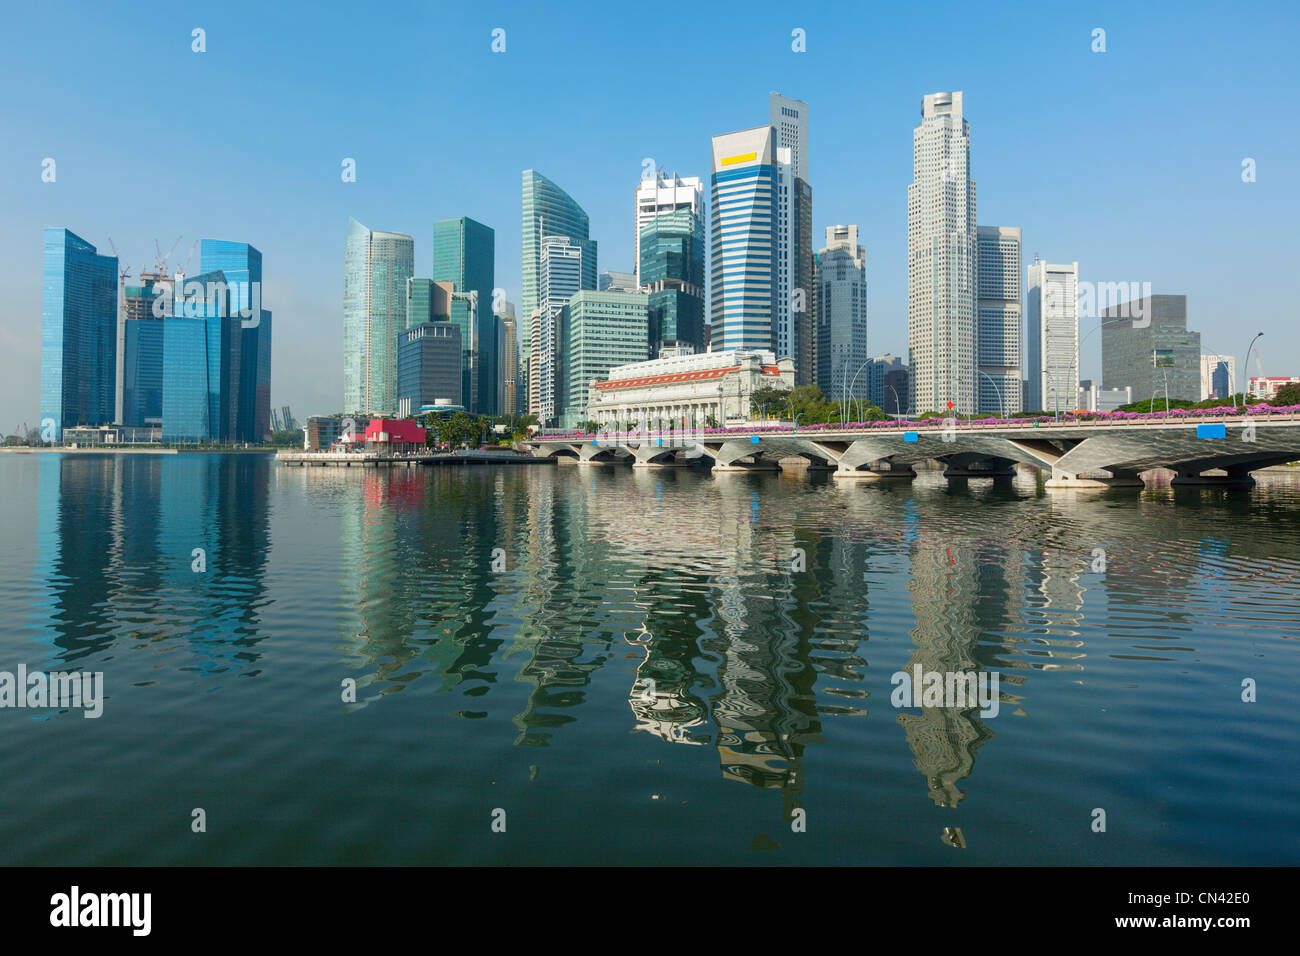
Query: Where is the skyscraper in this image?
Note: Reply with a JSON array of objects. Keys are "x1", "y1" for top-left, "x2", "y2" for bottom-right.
[
  {"x1": 710, "y1": 126, "x2": 777, "y2": 353},
  {"x1": 343, "y1": 218, "x2": 414, "y2": 416},
  {"x1": 521, "y1": 169, "x2": 597, "y2": 336},
  {"x1": 41, "y1": 228, "x2": 118, "y2": 439},
  {"x1": 530, "y1": 235, "x2": 585, "y2": 424},
  {"x1": 198, "y1": 240, "x2": 272, "y2": 442},
  {"x1": 1201, "y1": 354, "x2": 1236, "y2": 401},
  {"x1": 560, "y1": 290, "x2": 650, "y2": 427},
  {"x1": 975, "y1": 226, "x2": 1022, "y2": 415},
  {"x1": 432, "y1": 217, "x2": 496, "y2": 414},
  {"x1": 815, "y1": 225, "x2": 868, "y2": 403},
  {"x1": 770, "y1": 93, "x2": 813, "y2": 385},
  {"x1": 1102, "y1": 294, "x2": 1201, "y2": 403},
  {"x1": 908, "y1": 91, "x2": 977, "y2": 415},
  {"x1": 159, "y1": 241, "x2": 272, "y2": 443},
  {"x1": 497, "y1": 300, "x2": 520, "y2": 416},
  {"x1": 397, "y1": 321, "x2": 462, "y2": 416},
  {"x1": 1025, "y1": 260, "x2": 1079, "y2": 413},
  {"x1": 118, "y1": 272, "x2": 168, "y2": 427},
  {"x1": 633, "y1": 172, "x2": 703, "y2": 286},
  {"x1": 639, "y1": 208, "x2": 705, "y2": 354}
]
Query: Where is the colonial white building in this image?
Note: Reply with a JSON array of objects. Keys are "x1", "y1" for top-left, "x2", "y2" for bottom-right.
[{"x1": 586, "y1": 349, "x2": 794, "y2": 428}]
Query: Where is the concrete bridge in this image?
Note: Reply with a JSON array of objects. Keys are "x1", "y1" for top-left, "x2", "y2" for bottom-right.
[{"x1": 526, "y1": 413, "x2": 1300, "y2": 488}]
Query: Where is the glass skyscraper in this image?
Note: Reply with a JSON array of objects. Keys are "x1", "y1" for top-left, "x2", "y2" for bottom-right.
[
  {"x1": 521, "y1": 170, "x2": 597, "y2": 340},
  {"x1": 560, "y1": 290, "x2": 650, "y2": 427},
  {"x1": 343, "y1": 218, "x2": 414, "y2": 416},
  {"x1": 432, "y1": 217, "x2": 496, "y2": 415},
  {"x1": 710, "y1": 127, "x2": 777, "y2": 352},
  {"x1": 160, "y1": 241, "x2": 272, "y2": 443},
  {"x1": 815, "y1": 225, "x2": 868, "y2": 402},
  {"x1": 41, "y1": 228, "x2": 119, "y2": 439},
  {"x1": 639, "y1": 208, "x2": 705, "y2": 354},
  {"x1": 975, "y1": 226, "x2": 1022, "y2": 415}
]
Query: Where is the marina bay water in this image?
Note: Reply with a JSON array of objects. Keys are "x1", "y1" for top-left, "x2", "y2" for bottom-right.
[{"x1": 1, "y1": 451, "x2": 1297, "y2": 865}]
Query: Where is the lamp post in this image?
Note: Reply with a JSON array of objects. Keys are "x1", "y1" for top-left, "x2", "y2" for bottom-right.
[
  {"x1": 977, "y1": 371, "x2": 1005, "y2": 421},
  {"x1": 883, "y1": 385, "x2": 904, "y2": 421},
  {"x1": 844, "y1": 359, "x2": 874, "y2": 427},
  {"x1": 1240, "y1": 332, "x2": 1263, "y2": 411}
]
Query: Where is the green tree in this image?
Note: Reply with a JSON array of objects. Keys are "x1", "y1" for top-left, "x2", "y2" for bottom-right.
[{"x1": 1270, "y1": 382, "x2": 1300, "y2": 406}]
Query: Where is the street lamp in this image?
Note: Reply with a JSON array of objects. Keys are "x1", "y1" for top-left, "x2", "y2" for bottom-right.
[
  {"x1": 844, "y1": 359, "x2": 874, "y2": 426},
  {"x1": 977, "y1": 371, "x2": 1005, "y2": 421},
  {"x1": 1050, "y1": 315, "x2": 1130, "y2": 420},
  {"x1": 1240, "y1": 332, "x2": 1263, "y2": 411},
  {"x1": 886, "y1": 383, "x2": 904, "y2": 421}
]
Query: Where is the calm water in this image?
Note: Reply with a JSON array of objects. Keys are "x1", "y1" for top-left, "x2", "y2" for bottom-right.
[{"x1": 1, "y1": 451, "x2": 1298, "y2": 865}]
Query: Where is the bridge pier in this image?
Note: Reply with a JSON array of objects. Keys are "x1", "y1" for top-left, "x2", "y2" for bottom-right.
[
  {"x1": 1045, "y1": 469, "x2": 1144, "y2": 489},
  {"x1": 1170, "y1": 467, "x2": 1256, "y2": 488},
  {"x1": 833, "y1": 462, "x2": 916, "y2": 480}
]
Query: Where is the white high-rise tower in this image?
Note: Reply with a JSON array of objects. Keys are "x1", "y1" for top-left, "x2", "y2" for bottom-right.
[
  {"x1": 908, "y1": 91, "x2": 976, "y2": 415},
  {"x1": 1026, "y1": 259, "x2": 1080, "y2": 414},
  {"x1": 633, "y1": 173, "x2": 703, "y2": 286}
]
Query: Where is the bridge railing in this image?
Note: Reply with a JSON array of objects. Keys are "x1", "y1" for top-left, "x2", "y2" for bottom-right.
[{"x1": 531, "y1": 404, "x2": 1300, "y2": 442}]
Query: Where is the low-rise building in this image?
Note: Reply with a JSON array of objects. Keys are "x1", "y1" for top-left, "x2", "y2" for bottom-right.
[
  {"x1": 586, "y1": 349, "x2": 794, "y2": 429},
  {"x1": 1249, "y1": 376, "x2": 1300, "y2": 401}
]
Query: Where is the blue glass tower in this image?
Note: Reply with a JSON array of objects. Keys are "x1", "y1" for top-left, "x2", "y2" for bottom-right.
[
  {"x1": 433, "y1": 217, "x2": 496, "y2": 415},
  {"x1": 40, "y1": 228, "x2": 118, "y2": 439}
]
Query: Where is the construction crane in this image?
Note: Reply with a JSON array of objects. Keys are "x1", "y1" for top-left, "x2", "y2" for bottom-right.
[
  {"x1": 106, "y1": 238, "x2": 131, "y2": 282},
  {"x1": 153, "y1": 236, "x2": 182, "y2": 275},
  {"x1": 177, "y1": 239, "x2": 199, "y2": 281}
]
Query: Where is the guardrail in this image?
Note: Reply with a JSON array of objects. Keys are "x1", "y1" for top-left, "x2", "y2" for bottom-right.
[{"x1": 530, "y1": 405, "x2": 1300, "y2": 442}]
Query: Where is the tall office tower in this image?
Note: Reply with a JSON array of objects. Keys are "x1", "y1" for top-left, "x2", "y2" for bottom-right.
[
  {"x1": 975, "y1": 226, "x2": 1022, "y2": 415},
  {"x1": 814, "y1": 224, "x2": 868, "y2": 402},
  {"x1": 710, "y1": 126, "x2": 777, "y2": 352},
  {"x1": 522, "y1": 170, "x2": 597, "y2": 362},
  {"x1": 397, "y1": 321, "x2": 462, "y2": 416},
  {"x1": 599, "y1": 270, "x2": 639, "y2": 293},
  {"x1": 1025, "y1": 260, "x2": 1079, "y2": 413},
  {"x1": 343, "y1": 217, "x2": 414, "y2": 416},
  {"x1": 41, "y1": 228, "x2": 119, "y2": 439},
  {"x1": 908, "y1": 91, "x2": 977, "y2": 415},
  {"x1": 639, "y1": 208, "x2": 705, "y2": 354},
  {"x1": 119, "y1": 272, "x2": 168, "y2": 427},
  {"x1": 406, "y1": 277, "x2": 455, "y2": 327},
  {"x1": 529, "y1": 235, "x2": 584, "y2": 424},
  {"x1": 770, "y1": 93, "x2": 813, "y2": 385},
  {"x1": 447, "y1": 290, "x2": 480, "y2": 413},
  {"x1": 1201, "y1": 354, "x2": 1236, "y2": 401},
  {"x1": 633, "y1": 172, "x2": 703, "y2": 286},
  {"x1": 559, "y1": 290, "x2": 650, "y2": 427},
  {"x1": 198, "y1": 240, "x2": 272, "y2": 442},
  {"x1": 497, "y1": 300, "x2": 520, "y2": 416},
  {"x1": 1102, "y1": 294, "x2": 1201, "y2": 403},
  {"x1": 433, "y1": 217, "x2": 496, "y2": 414}
]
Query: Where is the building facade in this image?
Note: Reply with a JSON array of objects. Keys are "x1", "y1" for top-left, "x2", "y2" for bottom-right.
[
  {"x1": 815, "y1": 224, "x2": 868, "y2": 404},
  {"x1": 433, "y1": 217, "x2": 496, "y2": 415},
  {"x1": 397, "y1": 321, "x2": 462, "y2": 416},
  {"x1": 1026, "y1": 260, "x2": 1080, "y2": 413},
  {"x1": 522, "y1": 170, "x2": 597, "y2": 353},
  {"x1": 41, "y1": 228, "x2": 119, "y2": 439},
  {"x1": 866, "y1": 355, "x2": 909, "y2": 416},
  {"x1": 1201, "y1": 354, "x2": 1236, "y2": 401},
  {"x1": 640, "y1": 207, "x2": 705, "y2": 355},
  {"x1": 908, "y1": 91, "x2": 977, "y2": 415},
  {"x1": 560, "y1": 290, "x2": 651, "y2": 427},
  {"x1": 710, "y1": 126, "x2": 777, "y2": 353},
  {"x1": 771, "y1": 91, "x2": 813, "y2": 386},
  {"x1": 343, "y1": 218, "x2": 414, "y2": 416},
  {"x1": 586, "y1": 349, "x2": 795, "y2": 429},
  {"x1": 530, "y1": 235, "x2": 585, "y2": 424},
  {"x1": 975, "y1": 225, "x2": 1022, "y2": 415},
  {"x1": 497, "y1": 300, "x2": 520, "y2": 417},
  {"x1": 634, "y1": 172, "x2": 703, "y2": 287},
  {"x1": 1101, "y1": 294, "x2": 1201, "y2": 403}
]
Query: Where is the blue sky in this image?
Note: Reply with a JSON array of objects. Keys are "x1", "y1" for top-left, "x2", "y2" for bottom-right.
[{"x1": 2, "y1": 0, "x2": 1297, "y2": 424}]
